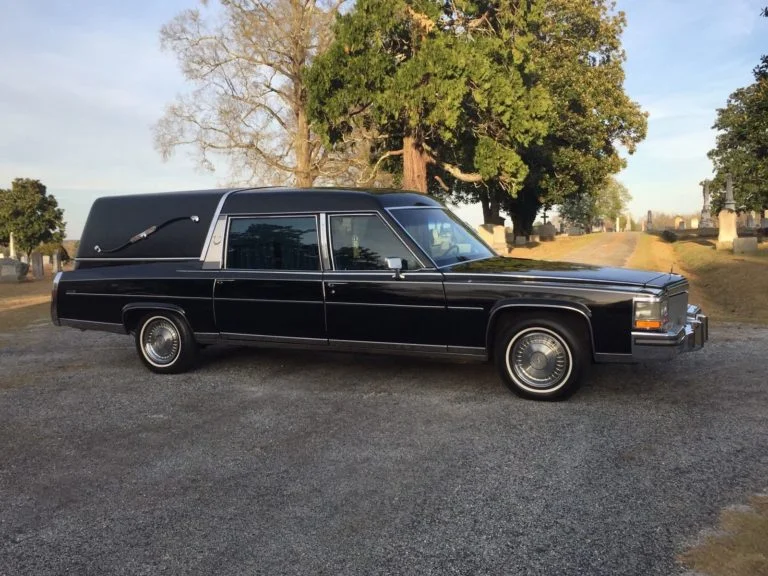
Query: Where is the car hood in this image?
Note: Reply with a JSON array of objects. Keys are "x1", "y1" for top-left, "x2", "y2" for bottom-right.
[{"x1": 444, "y1": 257, "x2": 682, "y2": 289}]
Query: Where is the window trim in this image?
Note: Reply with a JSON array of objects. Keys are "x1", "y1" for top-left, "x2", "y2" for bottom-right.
[
  {"x1": 326, "y1": 212, "x2": 428, "y2": 272},
  {"x1": 223, "y1": 213, "x2": 322, "y2": 272}
]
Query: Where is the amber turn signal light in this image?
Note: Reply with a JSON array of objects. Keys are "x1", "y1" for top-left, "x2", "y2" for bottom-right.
[{"x1": 635, "y1": 320, "x2": 663, "y2": 330}]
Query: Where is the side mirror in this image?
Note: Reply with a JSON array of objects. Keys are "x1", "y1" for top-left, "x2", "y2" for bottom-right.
[{"x1": 386, "y1": 257, "x2": 404, "y2": 279}]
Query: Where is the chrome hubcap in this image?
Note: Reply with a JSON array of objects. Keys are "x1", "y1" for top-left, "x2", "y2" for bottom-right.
[
  {"x1": 142, "y1": 318, "x2": 180, "y2": 366},
  {"x1": 508, "y1": 329, "x2": 570, "y2": 390}
]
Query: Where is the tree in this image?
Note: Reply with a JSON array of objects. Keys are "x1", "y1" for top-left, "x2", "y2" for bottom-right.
[
  {"x1": 155, "y1": 0, "x2": 350, "y2": 187},
  {"x1": 467, "y1": 0, "x2": 646, "y2": 234},
  {"x1": 558, "y1": 176, "x2": 631, "y2": 230},
  {"x1": 708, "y1": 8, "x2": 768, "y2": 213},
  {"x1": 305, "y1": 0, "x2": 550, "y2": 194},
  {"x1": 0, "y1": 179, "x2": 65, "y2": 259}
]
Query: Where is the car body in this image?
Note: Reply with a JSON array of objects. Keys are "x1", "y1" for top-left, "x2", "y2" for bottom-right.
[{"x1": 51, "y1": 187, "x2": 708, "y2": 399}]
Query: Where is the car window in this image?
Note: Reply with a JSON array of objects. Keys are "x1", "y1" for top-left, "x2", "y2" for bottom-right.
[
  {"x1": 226, "y1": 216, "x2": 320, "y2": 271},
  {"x1": 329, "y1": 214, "x2": 418, "y2": 271}
]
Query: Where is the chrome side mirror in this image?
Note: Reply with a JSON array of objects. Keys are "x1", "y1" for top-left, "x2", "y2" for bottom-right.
[{"x1": 386, "y1": 257, "x2": 404, "y2": 279}]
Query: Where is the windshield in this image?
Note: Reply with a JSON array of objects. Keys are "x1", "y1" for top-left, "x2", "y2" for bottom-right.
[{"x1": 390, "y1": 207, "x2": 494, "y2": 268}]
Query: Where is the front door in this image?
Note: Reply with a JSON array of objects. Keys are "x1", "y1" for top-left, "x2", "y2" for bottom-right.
[
  {"x1": 323, "y1": 213, "x2": 446, "y2": 350},
  {"x1": 213, "y1": 214, "x2": 326, "y2": 344}
]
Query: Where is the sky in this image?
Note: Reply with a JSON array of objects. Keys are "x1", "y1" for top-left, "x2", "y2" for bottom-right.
[{"x1": 0, "y1": 0, "x2": 766, "y2": 239}]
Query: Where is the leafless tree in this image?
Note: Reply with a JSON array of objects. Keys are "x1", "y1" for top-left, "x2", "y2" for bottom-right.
[{"x1": 154, "y1": 0, "x2": 353, "y2": 187}]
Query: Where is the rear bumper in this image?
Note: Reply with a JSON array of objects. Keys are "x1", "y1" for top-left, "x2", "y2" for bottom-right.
[{"x1": 631, "y1": 305, "x2": 709, "y2": 361}]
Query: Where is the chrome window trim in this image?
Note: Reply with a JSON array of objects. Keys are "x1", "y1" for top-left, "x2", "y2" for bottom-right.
[
  {"x1": 51, "y1": 271, "x2": 63, "y2": 326},
  {"x1": 202, "y1": 215, "x2": 228, "y2": 269},
  {"x1": 318, "y1": 211, "x2": 331, "y2": 271},
  {"x1": 198, "y1": 188, "x2": 244, "y2": 261},
  {"x1": 326, "y1": 212, "x2": 428, "y2": 271},
  {"x1": 223, "y1": 213, "x2": 322, "y2": 273},
  {"x1": 322, "y1": 277, "x2": 444, "y2": 284}
]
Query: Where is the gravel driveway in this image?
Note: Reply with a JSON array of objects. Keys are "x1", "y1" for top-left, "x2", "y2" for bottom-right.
[
  {"x1": 1, "y1": 320, "x2": 767, "y2": 576},
  {"x1": 560, "y1": 231, "x2": 640, "y2": 267}
]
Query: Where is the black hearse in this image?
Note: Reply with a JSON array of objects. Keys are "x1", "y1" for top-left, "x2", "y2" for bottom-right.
[{"x1": 52, "y1": 187, "x2": 708, "y2": 399}]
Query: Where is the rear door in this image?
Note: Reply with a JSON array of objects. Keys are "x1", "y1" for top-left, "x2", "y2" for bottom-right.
[
  {"x1": 323, "y1": 212, "x2": 447, "y2": 350},
  {"x1": 213, "y1": 214, "x2": 326, "y2": 344}
]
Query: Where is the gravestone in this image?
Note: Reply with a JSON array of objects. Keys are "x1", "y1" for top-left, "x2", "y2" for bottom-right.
[
  {"x1": 690, "y1": 217, "x2": 699, "y2": 229},
  {"x1": 717, "y1": 174, "x2": 738, "y2": 250},
  {"x1": 8, "y1": 232, "x2": 16, "y2": 259},
  {"x1": 0, "y1": 258, "x2": 29, "y2": 282},
  {"x1": 646, "y1": 210, "x2": 653, "y2": 231},
  {"x1": 477, "y1": 224, "x2": 508, "y2": 254},
  {"x1": 538, "y1": 222, "x2": 557, "y2": 241},
  {"x1": 700, "y1": 181, "x2": 715, "y2": 228},
  {"x1": 52, "y1": 251, "x2": 62, "y2": 273},
  {"x1": 31, "y1": 252, "x2": 44, "y2": 279},
  {"x1": 746, "y1": 211, "x2": 756, "y2": 229},
  {"x1": 514, "y1": 236, "x2": 527, "y2": 246},
  {"x1": 733, "y1": 238, "x2": 758, "y2": 254},
  {"x1": 674, "y1": 216, "x2": 685, "y2": 230}
]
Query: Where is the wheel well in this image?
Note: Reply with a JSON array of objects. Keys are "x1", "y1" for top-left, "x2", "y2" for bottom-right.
[
  {"x1": 122, "y1": 305, "x2": 186, "y2": 334},
  {"x1": 487, "y1": 307, "x2": 594, "y2": 360}
]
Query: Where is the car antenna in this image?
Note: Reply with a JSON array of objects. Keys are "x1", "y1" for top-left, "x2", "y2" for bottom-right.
[{"x1": 94, "y1": 215, "x2": 199, "y2": 254}]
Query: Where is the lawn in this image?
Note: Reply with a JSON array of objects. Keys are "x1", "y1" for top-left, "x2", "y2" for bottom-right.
[
  {"x1": 0, "y1": 279, "x2": 54, "y2": 334},
  {"x1": 626, "y1": 234, "x2": 768, "y2": 325}
]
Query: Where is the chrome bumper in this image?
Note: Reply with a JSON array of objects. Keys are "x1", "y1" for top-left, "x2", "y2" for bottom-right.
[{"x1": 631, "y1": 305, "x2": 709, "y2": 361}]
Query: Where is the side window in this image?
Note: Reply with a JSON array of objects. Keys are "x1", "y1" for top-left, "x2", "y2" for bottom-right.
[
  {"x1": 226, "y1": 216, "x2": 320, "y2": 271},
  {"x1": 329, "y1": 214, "x2": 418, "y2": 271}
]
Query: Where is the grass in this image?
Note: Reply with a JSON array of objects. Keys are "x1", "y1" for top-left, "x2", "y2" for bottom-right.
[
  {"x1": 679, "y1": 494, "x2": 768, "y2": 576},
  {"x1": 626, "y1": 234, "x2": 768, "y2": 325},
  {"x1": 508, "y1": 233, "x2": 605, "y2": 261},
  {"x1": 0, "y1": 278, "x2": 55, "y2": 334}
]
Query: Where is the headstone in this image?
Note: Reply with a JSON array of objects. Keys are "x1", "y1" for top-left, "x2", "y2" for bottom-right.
[
  {"x1": 646, "y1": 210, "x2": 653, "y2": 230},
  {"x1": 529, "y1": 234, "x2": 540, "y2": 243},
  {"x1": 614, "y1": 217, "x2": 620, "y2": 232},
  {"x1": 0, "y1": 258, "x2": 29, "y2": 282},
  {"x1": 477, "y1": 224, "x2": 508, "y2": 254},
  {"x1": 717, "y1": 174, "x2": 739, "y2": 250},
  {"x1": 674, "y1": 216, "x2": 685, "y2": 230},
  {"x1": 8, "y1": 232, "x2": 16, "y2": 259},
  {"x1": 538, "y1": 222, "x2": 557, "y2": 241},
  {"x1": 31, "y1": 252, "x2": 44, "y2": 279},
  {"x1": 746, "y1": 211, "x2": 756, "y2": 229},
  {"x1": 733, "y1": 237, "x2": 758, "y2": 254},
  {"x1": 762, "y1": 210, "x2": 768, "y2": 229},
  {"x1": 514, "y1": 236, "x2": 527, "y2": 246},
  {"x1": 20, "y1": 254, "x2": 28, "y2": 264},
  {"x1": 700, "y1": 181, "x2": 714, "y2": 228},
  {"x1": 52, "y1": 251, "x2": 62, "y2": 273},
  {"x1": 690, "y1": 217, "x2": 699, "y2": 229}
]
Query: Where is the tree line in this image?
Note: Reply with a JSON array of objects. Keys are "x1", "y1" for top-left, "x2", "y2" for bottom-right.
[
  {"x1": 156, "y1": 0, "x2": 646, "y2": 234},
  {"x1": 707, "y1": 6, "x2": 767, "y2": 215}
]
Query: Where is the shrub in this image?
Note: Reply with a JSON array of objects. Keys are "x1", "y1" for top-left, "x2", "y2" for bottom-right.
[{"x1": 661, "y1": 230, "x2": 678, "y2": 243}]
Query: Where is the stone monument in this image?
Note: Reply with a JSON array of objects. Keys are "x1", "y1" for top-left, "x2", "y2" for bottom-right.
[
  {"x1": 646, "y1": 210, "x2": 653, "y2": 231},
  {"x1": 52, "y1": 251, "x2": 62, "y2": 273},
  {"x1": 0, "y1": 258, "x2": 29, "y2": 282},
  {"x1": 700, "y1": 181, "x2": 715, "y2": 228},
  {"x1": 31, "y1": 252, "x2": 44, "y2": 279},
  {"x1": 8, "y1": 232, "x2": 16, "y2": 259},
  {"x1": 717, "y1": 174, "x2": 739, "y2": 250}
]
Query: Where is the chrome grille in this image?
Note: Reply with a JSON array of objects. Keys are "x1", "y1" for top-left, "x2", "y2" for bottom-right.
[{"x1": 668, "y1": 292, "x2": 688, "y2": 328}]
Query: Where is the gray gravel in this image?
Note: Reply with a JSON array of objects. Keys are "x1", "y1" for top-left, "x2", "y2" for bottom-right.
[{"x1": 1, "y1": 320, "x2": 767, "y2": 576}]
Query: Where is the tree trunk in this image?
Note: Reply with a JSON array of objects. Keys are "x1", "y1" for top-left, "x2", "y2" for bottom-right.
[
  {"x1": 402, "y1": 135, "x2": 428, "y2": 193},
  {"x1": 294, "y1": 107, "x2": 314, "y2": 187}
]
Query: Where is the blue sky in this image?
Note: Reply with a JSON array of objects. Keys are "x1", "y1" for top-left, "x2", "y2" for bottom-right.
[{"x1": 0, "y1": 0, "x2": 766, "y2": 238}]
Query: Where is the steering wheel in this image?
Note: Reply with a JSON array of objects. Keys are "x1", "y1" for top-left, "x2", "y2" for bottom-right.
[{"x1": 442, "y1": 244, "x2": 460, "y2": 258}]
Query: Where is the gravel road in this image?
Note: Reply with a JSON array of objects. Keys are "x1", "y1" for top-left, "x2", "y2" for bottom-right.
[
  {"x1": 1, "y1": 319, "x2": 767, "y2": 576},
  {"x1": 560, "y1": 231, "x2": 640, "y2": 267}
]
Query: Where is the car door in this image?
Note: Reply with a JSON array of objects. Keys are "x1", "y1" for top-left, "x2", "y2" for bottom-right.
[
  {"x1": 213, "y1": 214, "x2": 327, "y2": 344},
  {"x1": 323, "y1": 212, "x2": 447, "y2": 351}
]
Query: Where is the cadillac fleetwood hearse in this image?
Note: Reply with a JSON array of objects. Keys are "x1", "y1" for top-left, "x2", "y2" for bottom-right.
[{"x1": 52, "y1": 187, "x2": 708, "y2": 400}]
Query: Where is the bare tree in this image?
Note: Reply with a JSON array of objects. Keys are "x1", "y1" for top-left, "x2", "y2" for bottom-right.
[{"x1": 155, "y1": 0, "x2": 350, "y2": 187}]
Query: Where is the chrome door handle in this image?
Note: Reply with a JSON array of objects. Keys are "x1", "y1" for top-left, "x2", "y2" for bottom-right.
[
  {"x1": 326, "y1": 282, "x2": 348, "y2": 287},
  {"x1": 215, "y1": 279, "x2": 235, "y2": 284}
]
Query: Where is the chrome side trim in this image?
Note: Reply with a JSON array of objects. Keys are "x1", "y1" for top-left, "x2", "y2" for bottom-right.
[
  {"x1": 448, "y1": 306, "x2": 485, "y2": 312},
  {"x1": 201, "y1": 215, "x2": 227, "y2": 269},
  {"x1": 51, "y1": 271, "x2": 63, "y2": 326},
  {"x1": 485, "y1": 303, "x2": 596, "y2": 359},
  {"x1": 59, "y1": 319, "x2": 128, "y2": 334},
  {"x1": 194, "y1": 332, "x2": 220, "y2": 344},
  {"x1": 66, "y1": 292, "x2": 210, "y2": 301},
  {"x1": 215, "y1": 297, "x2": 323, "y2": 305},
  {"x1": 221, "y1": 332, "x2": 329, "y2": 345},
  {"x1": 443, "y1": 281, "x2": 657, "y2": 297},
  {"x1": 75, "y1": 257, "x2": 199, "y2": 262},
  {"x1": 326, "y1": 301, "x2": 444, "y2": 310},
  {"x1": 446, "y1": 345, "x2": 487, "y2": 358},
  {"x1": 199, "y1": 188, "x2": 243, "y2": 261},
  {"x1": 329, "y1": 339, "x2": 446, "y2": 353},
  {"x1": 443, "y1": 273, "x2": 667, "y2": 289}
]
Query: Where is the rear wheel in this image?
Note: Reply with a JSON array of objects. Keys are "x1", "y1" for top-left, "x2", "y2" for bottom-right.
[
  {"x1": 135, "y1": 313, "x2": 197, "y2": 374},
  {"x1": 494, "y1": 313, "x2": 588, "y2": 400}
]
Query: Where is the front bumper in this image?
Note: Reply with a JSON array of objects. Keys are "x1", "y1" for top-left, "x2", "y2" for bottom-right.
[{"x1": 632, "y1": 305, "x2": 709, "y2": 360}]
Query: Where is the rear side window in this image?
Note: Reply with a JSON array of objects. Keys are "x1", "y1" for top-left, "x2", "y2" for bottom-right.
[{"x1": 226, "y1": 216, "x2": 320, "y2": 271}]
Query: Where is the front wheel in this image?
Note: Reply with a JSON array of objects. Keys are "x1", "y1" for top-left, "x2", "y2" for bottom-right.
[
  {"x1": 494, "y1": 313, "x2": 588, "y2": 400},
  {"x1": 135, "y1": 312, "x2": 197, "y2": 374}
]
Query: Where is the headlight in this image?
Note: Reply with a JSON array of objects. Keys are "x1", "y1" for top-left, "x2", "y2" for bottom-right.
[{"x1": 634, "y1": 297, "x2": 669, "y2": 331}]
